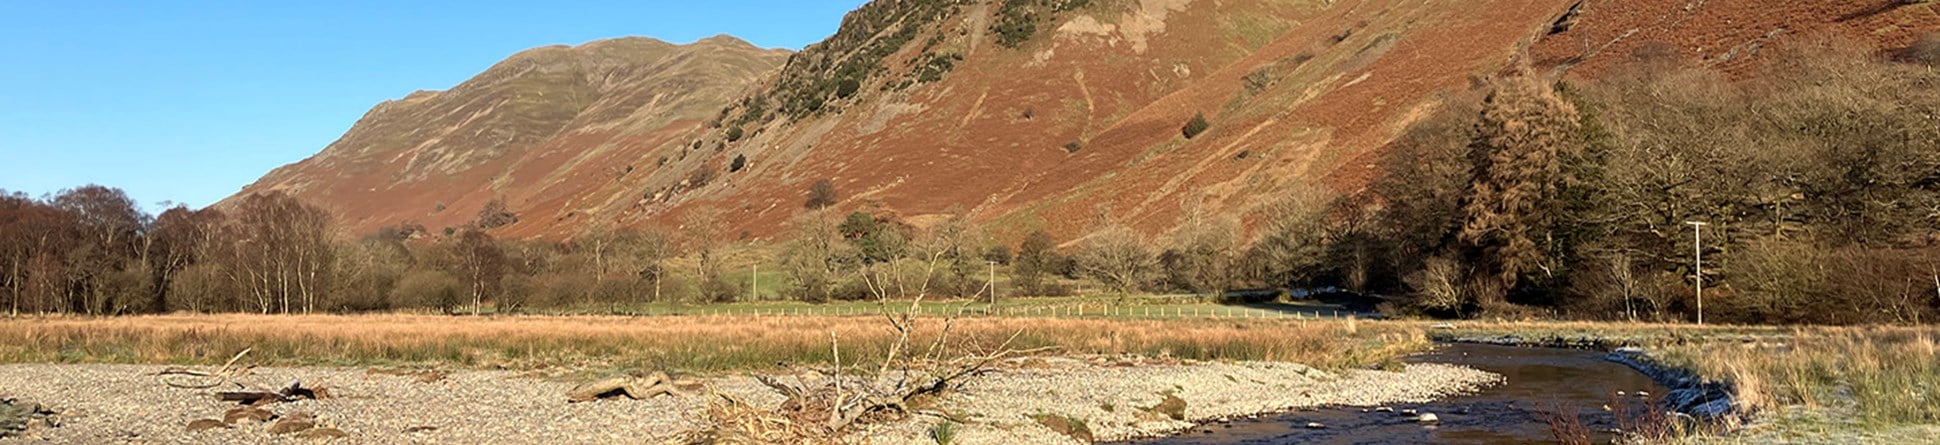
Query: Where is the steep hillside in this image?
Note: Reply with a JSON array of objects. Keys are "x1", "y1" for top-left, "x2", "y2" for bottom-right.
[
  {"x1": 226, "y1": 36, "x2": 789, "y2": 237},
  {"x1": 232, "y1": 0, "x2": 1939, "y2": 242}
]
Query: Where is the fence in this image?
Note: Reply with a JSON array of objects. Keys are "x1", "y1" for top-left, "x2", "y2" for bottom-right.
[{"x1": 607, "y1": 304, "x2": 1363, "y2": 320}]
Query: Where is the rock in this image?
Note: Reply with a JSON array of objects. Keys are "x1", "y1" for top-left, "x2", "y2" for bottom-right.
[
  {"x1": 1418, "y1": 413, "x2": 1440, "y2": 424},
  {"x1": 269, "y1": 418, "x2": 317, "y2": 435},
  {"x1": 297, "y1": 427, "x2": 350, "y2": 439},
  {"x1": 1374, "y1": 406, "x2": 1394, "y2": 413},
  {"x1": 1636, "y1": 391, "x2": 1650, "y2": 398},
  {"x1": 1304, "y1": 422, "x2": 1326, "y2": 429},
  {"x1": 186, "y1": 419, "x2": 228, "y2": 432},
  {"x1": 1689, "y1": 398, "x2": 1734, "y2": 419},
  {"x1": 1431, "y1": 323, "x2": 1456, "y2": 330},
  {"x1": 223, "y1": 407, "x2": 275, "y2": 424},
  {"x1": 404, "y1": 425, "x2": 439, "y2": 433},
  {"x1": 1400, "y1": 408, "x2": 1418, "y2": 416}
]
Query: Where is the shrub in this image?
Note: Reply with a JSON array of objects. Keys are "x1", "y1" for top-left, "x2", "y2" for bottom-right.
[
  {"x1": 729, "y1": 154, "x2": 748, "y2": 172},
  {"x1": 725, "y1": 125, "x2": 745, "y2": 142},
  {"x1": 1181, "y1": 112, "x2": 1210, "y2": 139},
  {"x1": 1063, "y1": 140, "x2": 1083, "y2": 153},
  {"x1": 804, "y1": 179, "x2": 838, "y2": 209},
  {"x1": 687, "y1": 166, "x2": 717, "y2": 187},
  {"x1": 392, "y1": 270, "x2": 462, "y2": 314},
  {"x1": 1909, "y1": 33, "x2": 1940, "y2": 65},
  {"x1": 474, "y1": 198, "x2": 519, "y2": 229}
]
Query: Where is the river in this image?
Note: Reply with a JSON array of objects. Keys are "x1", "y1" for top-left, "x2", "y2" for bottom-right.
[{"x1": 1128, "y1": 343, "x2": 1666, "y2": 444}]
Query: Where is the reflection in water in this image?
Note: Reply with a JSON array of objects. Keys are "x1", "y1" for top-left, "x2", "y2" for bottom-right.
[{"x1": 1132, "y1": 343, "x2": 1666, "y2": 445}]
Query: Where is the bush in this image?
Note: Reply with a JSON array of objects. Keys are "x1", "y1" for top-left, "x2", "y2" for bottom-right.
[
  {"x1": 1909, "y1": 33, "x2": 1940, "y2": 65},
  {"x1": 804, "y1": 179, "x2": 838, "y2": 209},
  {"x1": 392, "y1": 270, "x2": 462, "y2": 314},
  {"x1": 729, "y1": 154, "x2": 748, "y2": 172},
  {"x1": 725, "y1": 125, "x2": 745, "y2": 142},
  {"x1": 1181, "y1": 112, "x2": 1210, "y2": 139}
]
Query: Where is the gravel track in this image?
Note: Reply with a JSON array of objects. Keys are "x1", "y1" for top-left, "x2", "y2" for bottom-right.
[{"x1": 0, "y1": 359, "x2": 1497, "y2": 444}]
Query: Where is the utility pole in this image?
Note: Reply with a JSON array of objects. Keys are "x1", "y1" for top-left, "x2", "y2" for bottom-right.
[
  {"x1": 751, "y1": 263, "x2": 759, "y2": 302},
  {"x1": 988, "y1": 261, "x2": 998, "y2": 305},
  {"x1": 1686, "y1": 221, "x2": 1709, "y2": 325}
]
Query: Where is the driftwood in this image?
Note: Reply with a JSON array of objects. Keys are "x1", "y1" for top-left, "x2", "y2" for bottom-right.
[
  {"x1": 154, "y1": 349, "x2": 254, "y2": 389},
  {"x1": 730, "y1": 252, "x2": 1050, "y2": 438},
  {"x1": 217, "y1": 380, "x2": 330, "y2": 406},
  {"x1": 567, "y1": 372, "x2": 696, "y2": 402}
]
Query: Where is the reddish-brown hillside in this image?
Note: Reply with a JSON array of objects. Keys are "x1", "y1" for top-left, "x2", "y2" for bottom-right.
[
  {"x1": 225, "y1": 36, "x2": 789, "y2": 237},
  {"x1": 231, "y1": 0, "x2": 1939, "y2": 243}
]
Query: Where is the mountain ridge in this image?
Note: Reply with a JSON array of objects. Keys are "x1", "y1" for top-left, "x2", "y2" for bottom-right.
[{"x1": 228, "y1": 0, "x2": 1940, "y2": 242}]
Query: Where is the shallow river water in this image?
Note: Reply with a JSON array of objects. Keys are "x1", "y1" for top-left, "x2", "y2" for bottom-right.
[{"x1": 1130, "y1": 343, "x2": 1666, "y2": 444}]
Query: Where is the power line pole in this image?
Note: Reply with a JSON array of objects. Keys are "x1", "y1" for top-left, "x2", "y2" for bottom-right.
[
  {"x1": 1686, "y1": 221, "x2": 1709, "y2": 325},
  {"x1": 988, "y1": 261, "x2": 998, "y2": 305}
]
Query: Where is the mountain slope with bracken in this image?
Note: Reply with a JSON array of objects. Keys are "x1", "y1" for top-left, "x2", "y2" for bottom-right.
[
  {"x1": 225, "y1": 35, "x2": 789, "y2": 237},
  {"x1": 231, "y1": 0, "x2": 1939, "y2": 241}
]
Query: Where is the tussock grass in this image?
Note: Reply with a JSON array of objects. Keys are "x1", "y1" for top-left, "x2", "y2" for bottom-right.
[
  {"x1": 0, "y1": 314, "x2": 1427, "y2": 373},
  {"x1": 1663, "y1": 327, "x2": 1940, "y2": 426}
]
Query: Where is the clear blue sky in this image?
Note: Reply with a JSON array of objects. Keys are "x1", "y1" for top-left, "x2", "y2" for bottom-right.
[{"x1": 0, "y1": 1, "x2": 861, "y2": 212}]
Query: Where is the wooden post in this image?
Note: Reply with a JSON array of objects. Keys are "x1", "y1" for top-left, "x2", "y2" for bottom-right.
[{"x1": 1687, "y1": 221, "x2": 1709, "y2": 326}]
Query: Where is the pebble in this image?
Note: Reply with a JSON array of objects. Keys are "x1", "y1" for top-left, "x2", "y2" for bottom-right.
[
  {"x1": 1305, "y1": 422, "x2": 1326, "y2": 429},
  {"x1": 1418, "y1": 413, "x2": 1440, "y2": 424},
  {"x1": 0, "y1": 359, "x2": 1505, "y2": 444}
]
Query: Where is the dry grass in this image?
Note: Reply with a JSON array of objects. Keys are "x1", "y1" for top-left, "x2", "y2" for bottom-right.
[
  {"x1": 1658, "y1": 326, "x2": 1940, "y2": 427},
  {"x1": 0, "y1": 314, "x2": 1428, "y2": 373}
]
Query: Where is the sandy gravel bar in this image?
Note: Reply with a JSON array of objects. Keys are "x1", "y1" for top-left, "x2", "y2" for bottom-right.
[{"x1": 0, "y1": 358, "x2": 1497, "y2": 444}]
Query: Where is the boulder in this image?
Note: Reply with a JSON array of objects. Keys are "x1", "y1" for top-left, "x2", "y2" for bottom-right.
[{"x1": 1418, "y1": 413, "x2": 1440, "y2": 424}]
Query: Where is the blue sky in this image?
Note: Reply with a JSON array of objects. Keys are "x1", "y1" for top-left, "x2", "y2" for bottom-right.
[{"x1": 0, "y1": 1, "x2": 862, "y2": 211}]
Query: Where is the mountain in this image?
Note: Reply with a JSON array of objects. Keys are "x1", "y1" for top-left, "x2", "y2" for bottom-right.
[
  {"x1": 231, "y1": 0, "x2": 1940, "y2": 241},
  {"x1": 225, "y1": 36, "x2": 790, "y2": 237}
]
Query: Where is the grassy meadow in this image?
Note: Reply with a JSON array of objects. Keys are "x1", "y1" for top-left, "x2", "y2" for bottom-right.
[{"x1": 0, "y1": 312, "x2": 1424, "y2": 374}]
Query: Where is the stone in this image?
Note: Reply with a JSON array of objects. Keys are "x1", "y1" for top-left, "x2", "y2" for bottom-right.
[
  {"x1": 1418, "y1": 413, "x2": 1440, "y2": 424},
  {"x1": 186, "y1": 419, "x2": 228, "y2": 432},
  {"x1": 1636, "y1": 391, "x2": 1650, "y2": 398},
  {"x1": 223, "y1": 407, "x2": 274, "y2": 424},
  {"x1": 1373, "y1": 406, "x2": 1394, "y2": 413},
  {"x1": 269, "y1": 419, "x2": 317, "y2": 435},
  {"x1": 1304, "y1": 422, "x2": 1326, "y2": 429},
  {"x1": 1400, "y1": 408, "x2": 1418, "y2": 416},
  {"x1": 1689, "y1": 398, "x2": 1734, "y2": 419},
  {"x1": 297, "y1": 427, "x2": 350, "y2": 439}
]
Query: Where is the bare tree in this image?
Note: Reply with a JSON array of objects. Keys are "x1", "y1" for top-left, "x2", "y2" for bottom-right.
[
  {"x1": 1076, "y1": 223, "x2": 1158, "y2": 295},
  {"x1": 805, "y1": 179, "x2": 839, "y2": 210},
  {"x1": 450, "y1": 228, "x2": 507, "y2": 315}
]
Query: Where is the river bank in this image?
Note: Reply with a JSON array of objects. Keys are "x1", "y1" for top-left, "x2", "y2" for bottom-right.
[{"x1": 0, "y1": 356, "x2": 1498, "y2": 444}]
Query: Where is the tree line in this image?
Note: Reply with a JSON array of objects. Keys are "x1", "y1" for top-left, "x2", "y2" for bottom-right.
[{"x1": 1345, "y1": 39, "x2": 1940, "y2": 324}]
